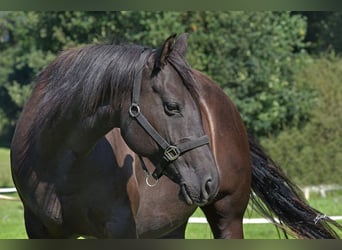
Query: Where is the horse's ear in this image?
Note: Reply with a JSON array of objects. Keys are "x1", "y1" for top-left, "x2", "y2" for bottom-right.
[
  {"x1": 153, "y1": 33, "x2": 189, "y2": 72},
  {"x1": 154, "y1": 34, "x2": 177, "y2": 70},
  {"x1": 173, "y1": 33, "x2": 189, "y2": 56}
]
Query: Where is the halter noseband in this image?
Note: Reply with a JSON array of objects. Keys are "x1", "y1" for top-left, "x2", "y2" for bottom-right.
[{"x1": 129, "y1": 49, "x2": 210, "y2": 181}]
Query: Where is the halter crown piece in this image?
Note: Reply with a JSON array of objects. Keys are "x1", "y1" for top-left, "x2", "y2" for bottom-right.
[{"x1": 129, "y1": 49, "x2": 210, "y2": 182}]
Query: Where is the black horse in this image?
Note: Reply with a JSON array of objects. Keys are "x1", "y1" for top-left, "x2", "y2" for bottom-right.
[
  {"x1": 11, "y1": 34, "x2": 341, "y2": 238},
  {"x1": 10, "y1": 34, "x2": 220, "y2": 238}
]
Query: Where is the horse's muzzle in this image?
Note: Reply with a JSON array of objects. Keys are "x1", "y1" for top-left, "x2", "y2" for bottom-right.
[{"x1": 180, "y1": 177, "x2": 218, "y2": 206}]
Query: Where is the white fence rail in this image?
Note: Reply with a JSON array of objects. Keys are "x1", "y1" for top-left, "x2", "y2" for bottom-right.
[
  {"x1": 189, "y1": 216, "x2": 342, "y2": 224},
  {"x1": 0, "y1": 187, "x2": 18, "y2": 200},
  {"x1": 0, "y1": 187, "x2": 17, "y2": 193},
  {"x1": 301, "y1": 184, "x2": 342, "y2": 199}
]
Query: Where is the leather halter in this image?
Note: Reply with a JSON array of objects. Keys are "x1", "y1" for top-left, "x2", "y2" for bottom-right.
[{"x1": 129, "y1": 49, "x2": 210, "y2": 181}]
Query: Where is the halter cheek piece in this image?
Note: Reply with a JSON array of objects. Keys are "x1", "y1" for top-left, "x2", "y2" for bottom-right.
[{"x1": 129, "y1": 49, "x2": 210, "y2": 182}]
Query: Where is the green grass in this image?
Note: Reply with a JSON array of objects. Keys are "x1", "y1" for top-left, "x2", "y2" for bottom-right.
[
  {"x1": 0, "y1": 148, "x2": 13, "y2": 187},
  {"x1": 1, "y1": 190, "x2": 340, "y2": 239},
  {"x1": 186, "y1": 221, "x2": 285, "y2": 239},
  {"x1": 185, "y1": 191, "x2": 342, "y2": 239},
  {"x1": 0, "y1": 147, "x2": 341, "y2": 239},
  {"x1": 0, "y1": 194, "x2": 27, "y2": 239}
]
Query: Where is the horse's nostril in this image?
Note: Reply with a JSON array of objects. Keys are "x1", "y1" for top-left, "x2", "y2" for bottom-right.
[
  {"x1": 205, "y1": 179, "x2": 212, "y2": 192},
  {"x1": 202, "y1": 178, "x2": 213, "y2": 200}
]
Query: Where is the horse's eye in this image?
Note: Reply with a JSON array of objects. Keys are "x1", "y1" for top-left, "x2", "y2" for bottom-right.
[{"x1": 164, "y1": 102, "x2": 180, "y2": 116}]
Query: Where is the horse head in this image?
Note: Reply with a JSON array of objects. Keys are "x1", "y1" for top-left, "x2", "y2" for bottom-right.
[{"x1": 120, "y1": 34, "x2": 220, "y2": 206}]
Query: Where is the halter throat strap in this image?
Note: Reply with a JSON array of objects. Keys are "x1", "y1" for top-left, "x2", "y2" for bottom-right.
[{"x1": 129, "y1": 49, "x2": 210, "y2": 180}]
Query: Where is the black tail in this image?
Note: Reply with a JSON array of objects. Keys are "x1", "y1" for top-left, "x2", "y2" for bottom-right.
[{"x1": 248, "y1": 133, "x2": 342, "y2": 239}]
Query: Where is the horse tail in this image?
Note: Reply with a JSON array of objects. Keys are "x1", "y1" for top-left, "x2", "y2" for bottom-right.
[{"x1": 248, "y1": 133, "x2": 342, "y2": 239}]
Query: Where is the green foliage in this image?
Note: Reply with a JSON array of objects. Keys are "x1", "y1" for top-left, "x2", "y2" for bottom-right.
[
  {"x1": 261, "y1": 55, "x2": 342, "y2": 185},
  {"x1": 181, "y1": 12, "x2": 310, "y2": 136},
  {"x1": 0, "y1": 11, "x2": 312, "y2": 143}
]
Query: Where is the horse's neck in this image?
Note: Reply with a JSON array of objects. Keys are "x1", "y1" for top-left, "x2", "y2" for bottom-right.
[
  {"x1": 43, "y1": 105, "x2": 119, "y2": 160},
  {"x1": 59, "y1": 106, "x2": 119, "y2": 156}
]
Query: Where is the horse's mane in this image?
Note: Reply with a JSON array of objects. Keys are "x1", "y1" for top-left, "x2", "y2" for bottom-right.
[
  {"x1": 32, "y1": 41, "x2": 198, "y2": 130},
  {"x1": 35, "y1": 44, "x2": 151, "y2": 127}
]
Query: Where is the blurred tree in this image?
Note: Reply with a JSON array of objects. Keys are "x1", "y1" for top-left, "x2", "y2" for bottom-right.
[
  {"x1": 261, "y1": 55, "x2": 342, "y2": 185},
  {"x1": 180, "y1": 12, "x2": 311, "y2": 136}
]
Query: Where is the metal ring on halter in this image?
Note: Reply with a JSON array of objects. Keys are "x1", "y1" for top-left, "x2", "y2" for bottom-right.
[
  {"x1": 145, "y1": 173, "x2": 159, "y2": 187},
  {"x1": 129, "y1": 103, "x2": 141, "y2": 118}
]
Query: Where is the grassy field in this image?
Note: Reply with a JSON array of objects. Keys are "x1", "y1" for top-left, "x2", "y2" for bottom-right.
[
  {"x1": 1, "y1": 193, "x2": 341, "y2": 239},
  {"x1": 0, "y1": 148, "x2": 13, "y2": 187},
  {"x1": 1, "y1": 147, "x2": 341, "y2": 239},
  {"x1": 185, "y1": 192, "x2": 342, "y2": 239},
  {"x1": 0, "y1": 194, "x2": 27, "y2": 239}
]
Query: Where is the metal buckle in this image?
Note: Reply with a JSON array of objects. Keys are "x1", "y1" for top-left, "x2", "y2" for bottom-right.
[{"x1": 163, "y1": 145, "x2": 180, "y2": 162}]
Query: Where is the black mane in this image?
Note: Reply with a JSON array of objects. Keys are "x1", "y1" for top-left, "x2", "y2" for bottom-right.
[
  {"x1": 35, "y1": 44, "x2": 150, "y2": 127},
  {"x1": 33, "y1": 41, "x2": 198, "y2": 129}
]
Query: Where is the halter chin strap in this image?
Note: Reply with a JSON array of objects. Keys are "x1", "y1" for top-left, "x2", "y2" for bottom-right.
[{"x1": 129, "y1": 49, "x2": 210, "y2": 180}]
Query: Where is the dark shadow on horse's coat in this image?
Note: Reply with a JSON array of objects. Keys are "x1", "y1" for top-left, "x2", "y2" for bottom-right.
[{"x1": 22, "y1": 136, "x2": 137, "y2": 238}]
